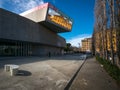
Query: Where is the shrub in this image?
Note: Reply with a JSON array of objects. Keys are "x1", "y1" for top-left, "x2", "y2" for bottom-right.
[{"x1": 96, "y1": 56, "x2": 120, "y2": 83}]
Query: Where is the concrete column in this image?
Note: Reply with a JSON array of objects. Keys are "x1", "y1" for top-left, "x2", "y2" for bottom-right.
[
  {"x1": 24, "y1": 43, "x2": 26, "y2": 56},
  {"x1": 20, "y1": 42, "x2": 22, "y2": 56},
  {"x1": 25, "y1": 43, "x2": 27, "y2": 56},
  {"x1": 27, "y1": 43, "x2": 28, "y2": 56},
  {"x1": 22, "y1": 43, "x2": 24, "y2": 56},
  {"x1": 18, "y1": 42, "x2": 20, "y2": 56},
  {"x1": 17, "y1": 42, "x2": 20, "y2": 56},
  {"x1": 15, "y1": 42, "x2": 17, "y2": 56},
  {"x1": 29, "y1": 43, "x2": 31, "y2": 56},
  {"x1": 26, "y1": 43, "x2": 27, "y2": 56},
  {"x1": 23, "y1": 43, "x2": 25, "y2": 56},
  {"x1": 27, "y1": 43, "x2": 29, "y2": 56}
]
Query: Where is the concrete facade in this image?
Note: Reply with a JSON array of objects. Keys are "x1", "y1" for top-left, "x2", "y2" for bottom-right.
[
  {"x1": 20, "y1": 3, "x2": 48, "y2": 23},
  {"x1": 20, "y1": 3, "x2": 73, "y2": 33},
  {"x1": 0, "y1": 8, "x2": 66, "y2": 56}
]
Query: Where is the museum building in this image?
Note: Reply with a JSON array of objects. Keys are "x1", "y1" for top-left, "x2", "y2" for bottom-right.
[{"x1": 0, "y1": 3, "x2": 73, "y2": 56}]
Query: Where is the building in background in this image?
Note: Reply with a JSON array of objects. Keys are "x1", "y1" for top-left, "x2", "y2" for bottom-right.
[
  {"x1": 0, "y1": 3, "x2": 73, "y2": 56},
  {"x1": 81, "y1": 38, "x2": 92, "y2": 52}
]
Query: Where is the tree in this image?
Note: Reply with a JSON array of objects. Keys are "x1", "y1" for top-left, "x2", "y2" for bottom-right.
[
  {"x1": 107, "y1": 0, "x2": 115, "y2": 64},
  {"x1": 115, "y1": 0, "x2": 120, "y2": 66},
  {"x1": 94, "y1": 0, "x2": 120, "y2": 65},
  {"x1": 64, "y1": 43, "x2": 72, "y2": 53},
  {"x1": 94, "y1": 0, "x2": 107, "y2": 59}
]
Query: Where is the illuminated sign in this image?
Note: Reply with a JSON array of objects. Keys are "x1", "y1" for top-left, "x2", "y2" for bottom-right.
[{"x1": 47, "y1": 5, "x2": 73, "y2": 30}]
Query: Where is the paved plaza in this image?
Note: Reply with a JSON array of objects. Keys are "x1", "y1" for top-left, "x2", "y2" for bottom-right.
[{"x1": 0, "y1": 55, "x2": 84, "y2": 90}]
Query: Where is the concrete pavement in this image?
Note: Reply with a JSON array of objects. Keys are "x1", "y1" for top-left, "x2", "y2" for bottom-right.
[
  {"x1": 69, "y1": 58, "x2": 120, "y2": 90},
  {"x1": 0, "y1": 55, "x2": 84, "y2": 90}
]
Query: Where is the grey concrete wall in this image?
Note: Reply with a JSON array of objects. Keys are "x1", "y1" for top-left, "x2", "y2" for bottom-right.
[
  {"x1": 32, "y1": 45, "x2": 62, "y2": 56},
  {"x1": 0, "y1": 11, "x2": 1, "y2": 37},
  {"x1": 0, "y1": 8, "x2": 66, "y2": 48}
]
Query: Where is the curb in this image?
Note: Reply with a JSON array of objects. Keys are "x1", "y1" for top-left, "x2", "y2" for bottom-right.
[{"x1": 64, "y1": 59, "x2": 87, "y2": 90}]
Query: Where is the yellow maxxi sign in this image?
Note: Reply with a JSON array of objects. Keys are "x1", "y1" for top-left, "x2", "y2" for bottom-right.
[{"x1": 50, "y1": 15, "x2": 72, "y2": 30}]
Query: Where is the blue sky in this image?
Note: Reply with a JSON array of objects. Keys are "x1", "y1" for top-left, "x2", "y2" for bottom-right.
[{"x1": 0, "y1": 0, "x2": 95, "y2": 47}]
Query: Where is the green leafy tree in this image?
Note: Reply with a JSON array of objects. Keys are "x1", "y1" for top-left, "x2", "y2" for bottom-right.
[{"x1": 64, "y1": 43, "x2": 72, "y2": 52}]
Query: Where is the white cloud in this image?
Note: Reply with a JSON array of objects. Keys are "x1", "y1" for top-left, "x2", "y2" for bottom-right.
[
  {"x1": 67, "y1": 34, "x2": 92, "y2": 47},
  {"x1": 10, "y1": 0, "x2": 44, "y2": 13}
]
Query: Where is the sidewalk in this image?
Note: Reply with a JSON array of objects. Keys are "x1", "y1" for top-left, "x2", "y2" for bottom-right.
[{"x1": 69, "y1": 58, "x2": 120, "y2": 90}]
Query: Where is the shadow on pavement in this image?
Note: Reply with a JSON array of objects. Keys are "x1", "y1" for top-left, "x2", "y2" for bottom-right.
[
  {"x1": 17, "y1": 70, "x2": 32, "y2": 76},
  {"x1": 0, "y1": 54, "x2": 86, "y2": 69}
]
